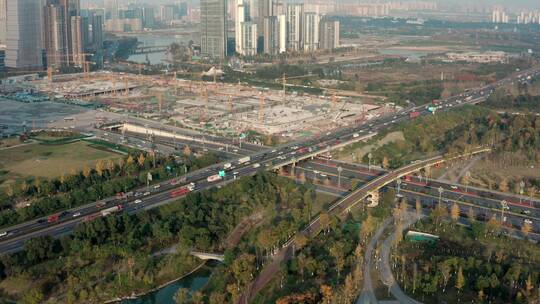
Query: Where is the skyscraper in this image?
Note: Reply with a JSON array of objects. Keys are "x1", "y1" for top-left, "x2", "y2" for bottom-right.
[
  {"x1": 70, "y1": 15, "x2": 83, "y2": 66},
  {"x1": 303, "y1": 12, "x2": 319, "y2": 52},
  {"x1": 241, "y1": 22, "x2": 257, "y2": 56},
  {"x1": 263, "y1": 16, "x2": 279, "y2": 55},
  {"x1": 43, "y1": 2, "x2": 67, "y2": 67},
  {"x1": 286, "y1": 3, "x2": 303, "y2": 52},
  {"x1": 201, "y1": 0, "x2": 227, "y2": 58},
  {"x1": 6, "y1": 0, "x2": 44, "y2": 69},
  {"x1": 0, "y1": 0, "x2": 7, "y2": 45},
  {"x1": 257, "y1": 0, "x2": 274, "y2": 37},
  {"x1": 235, "y1": 0, "x2": 248, "y2": 54},
  {"x1": 278, "y1": 14, "x2": 286, "y2": 53},
  {"x1": 320, "y1": 18, "x2": 339, "y2": 50},
  {"x1": 106, "y1": 0, "x2": 119, "y2": 20},
  {"x1": 43, "y1": 0, "x2": 83, "y2": 67},
  {"x1": 258, "y1": 0, "x2": 274, "y2": 20},
  {"x1": 61, "y1": 0, "x2": 81, "y2": 65}
]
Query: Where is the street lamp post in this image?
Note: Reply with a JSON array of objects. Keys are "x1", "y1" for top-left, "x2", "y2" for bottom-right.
[
  {"x1": 438, "y1": 186, "x2": 444, "y2": 204},
  {"x1": 501, "y1": 200, "x2": 508, "y2": 223},
  {"x1": 397, "y1": 178, "x2": 402, "y2": 196},
  {"x1": 465, "y1": 171, "x2": 471, "y2": 193},
  {"x1": 337, "y1": 166, "x2": 343, "y2": 188},
  {"x1": 368, "y1": 153, "x2": 373, "y2": 172},
  {"x1": 519, "y1": 181, "x2": 525, "y2": 205}
]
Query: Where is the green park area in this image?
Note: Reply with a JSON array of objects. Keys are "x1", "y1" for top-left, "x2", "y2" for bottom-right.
[
  {"x1": 396, "y1": 217, "x2": 540, "y2": 303},
  {"x1": 0, "y1": 140, "x2": 122, "y2": 189}
]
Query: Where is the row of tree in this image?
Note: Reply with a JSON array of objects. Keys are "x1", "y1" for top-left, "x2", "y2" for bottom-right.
[
  {"x1": 397, "y1": 216, "x2": 540, "y2": 303},
  {"x1": 0, "y1": 172, "x2": 312, "y2": 303},
  {"x1": 0, "y1": 150, "x2": 219, "y2": 230}
]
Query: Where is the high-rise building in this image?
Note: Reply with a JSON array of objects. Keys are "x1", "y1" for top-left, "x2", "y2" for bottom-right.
[
  {"x1": 235, "y1": 0, "x2": 248, "y2": 54},
  {"x1": 278, "y1": 14, "x2": 286, "y2": 53},
  {"x1": 319, "y1": 18, "x2": 339, "y2": 50},
  {"x1": 42, "y1": 0, "x2": 83, "y2": 67},
  {"x1": 161, "y1": 5, "x2": 175, "y2": 23},
  {"x1": 241, "y1": 21, "x2": 257, "y2": 56},
  {"x1": 0, "y1": 0, "x2": 7, "y2": 45},
  {"x1": 303, "y1": 12, "x2": 319, "y2": 52},
  {"x1": 143, "y1": 7, "x2": 155, "y2": 28},
  {"x1": 0, "y1": 48, "x2": 5, "y2": 71},
  {"x1": 263, "y1": 16, "x2": 279, "y2": 55},
  {"x1": 6, "y1": 0, "x2": 44, "y2": 69},
  {"x1": 43, "y1": 2, "x2": 67, "y2": 67},
  {"x1": 491, "y1": 7, "x2": 509, "y2": 24},
  {"x1": 201, "y1": 0, "x2": 227, "y2": 58},
  {"x1": 258, "y1": 0, "x2": 275, "y2": 20},
  {"x1": 70, "y1": 15, "x2": 83, "y2": 66},
  {"x1": 61, "y1": 0, "x2": 81, "y2": 65},
  {"x1": 257, "y1": 0, "x2": 274, "y2": 36},
  {"x1": 106, "y1": 0, "x2": 119, "y2": 20},
  {"x1": 178, "y1": 2, "x2": 189, "y2": 18},
  {"x1": 79, "y1": 9, "x2": 103, "y2": 52},
  {"x1": 87, "y1": 13, "x2": 103, "y2": 52},
  {"x1": 286, "y1": 3, "x2": 303, "y2": 52}
]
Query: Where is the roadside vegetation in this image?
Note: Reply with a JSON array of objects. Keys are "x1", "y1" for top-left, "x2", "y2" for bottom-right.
[
  {"x1": 356, "y1": 106, "x2": 540, "y2": 170},
  {"x1": 0, "y1": 142, "x2": 220, "y2": 228},
  {"x1": 0, "y1": 172, "x2": 316, "y2": 303},
  {"x1": 396, "y1": 215, "x2": 540, "y2": 303},
  {"x1": 243, "y1": 190, "x2": 396, "y2": 304}
]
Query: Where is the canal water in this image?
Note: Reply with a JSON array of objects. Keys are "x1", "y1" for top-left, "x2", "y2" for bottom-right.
[
  {"x1": 121, "y1": 263, "x2": 214, "y2": 304},
  {"x1": 125, "y1": 31, "x2": 199, "y2": 65}
]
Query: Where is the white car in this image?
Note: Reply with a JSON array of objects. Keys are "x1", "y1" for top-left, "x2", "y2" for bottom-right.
[
  {"x1": 0, "y1": 231, "x2": 7, "y2": 237},
  {"x1": 72, "y1": 212, "x2": 81, "y2": 218},
  {"x1": 524, "y1": 219, "x2": 533, "y2": 225},
  {"x1": 134, "y1": 199, "x2": 143, "y2": 204}
]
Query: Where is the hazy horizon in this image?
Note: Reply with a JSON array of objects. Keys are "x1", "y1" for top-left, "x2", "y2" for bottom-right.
[{"x1": 81, "y1": 0, "x2": 540, "y2": 10}]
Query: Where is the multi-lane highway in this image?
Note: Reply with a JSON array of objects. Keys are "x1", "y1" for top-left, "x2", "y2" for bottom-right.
[
  {"x1": 295, "y1": 159, "x2": 540, "y2": 234},
  {"x1": 1, "y1": 65, "x2": 540, "y2": 254}
]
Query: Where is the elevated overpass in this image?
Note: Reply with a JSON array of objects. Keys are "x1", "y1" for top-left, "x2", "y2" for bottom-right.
[
  {"x1": 190, "y1": 251, "x2": 225, "y2": 262},
  {"x1": 326, "y1": 147, "x2": 492, "y2": 215}
]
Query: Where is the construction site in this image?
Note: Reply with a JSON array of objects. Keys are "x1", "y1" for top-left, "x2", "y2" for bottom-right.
[{"x1": 16, "y1": 70, "x2": 394, "y2": 140}]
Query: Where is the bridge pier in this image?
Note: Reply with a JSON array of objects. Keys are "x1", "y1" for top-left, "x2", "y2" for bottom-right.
[{"x1": 367, "y1": 190, "x2": 379, "y2": 207}]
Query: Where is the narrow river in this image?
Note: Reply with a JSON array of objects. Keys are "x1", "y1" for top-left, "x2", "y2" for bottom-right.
[{"x1": 121, "y1": 263, "x2": 215, "y2": 304}]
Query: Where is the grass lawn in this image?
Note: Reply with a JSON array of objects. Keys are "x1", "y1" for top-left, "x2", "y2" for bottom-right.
[{"x1": 0, "y1": 141, "x2": 122, "y2": 188}]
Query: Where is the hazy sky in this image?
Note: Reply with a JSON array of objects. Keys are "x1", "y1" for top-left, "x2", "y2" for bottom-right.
[{"x1": 82, "y1": 0, "x2": 540, "y2": 10}]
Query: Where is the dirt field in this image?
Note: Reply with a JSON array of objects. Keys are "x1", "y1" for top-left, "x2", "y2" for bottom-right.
[{"x1": 0, "y1": 141, "x2": 121, "y2": 188}]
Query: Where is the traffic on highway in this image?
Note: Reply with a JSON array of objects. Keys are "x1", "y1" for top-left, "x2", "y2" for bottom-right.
[{"x1": 0, "y1": 65, "x2": 539, "y2": 254}]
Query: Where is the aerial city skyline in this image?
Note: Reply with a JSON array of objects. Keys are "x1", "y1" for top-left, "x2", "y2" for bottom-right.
[{"x1": 0, "y1": 0, "x2": 539, "y2": 304}]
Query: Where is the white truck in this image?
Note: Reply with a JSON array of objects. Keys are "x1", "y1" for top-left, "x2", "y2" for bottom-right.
[
  {"x1": 223, "y1": 163, "x2": 232, "y2": 170},
  {"x1": 207, "y1": 174, "x2": 222, "y2": 183},
  {"x1": 238, "y1": 156, "x2": 251, "y2": 164}
]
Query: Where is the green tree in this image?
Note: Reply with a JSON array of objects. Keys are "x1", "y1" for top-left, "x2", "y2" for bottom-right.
[
  {"x1": 232, "y1": 253, "x2": 256, "y2": 287},
  {"x1": 19, "y1": 288, "x2": 44, "y2": 304},
  {"x1": 174, "y1": 288, "x2": 189, "y2": 304},
  {"x1": 456, "y1": 266, "x2": 465, "y2": 293}
]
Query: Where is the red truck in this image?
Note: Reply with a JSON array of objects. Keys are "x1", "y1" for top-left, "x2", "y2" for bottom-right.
[
  {"x1": 170, "y1": 187, "x2": 191, "y2": 198},
  {"x1": 409, "y1": 111, "x2": 420, "y2": 119},
  {"x1": 83, "y1": 213, "x2": 102, "y2": 223},
  {"x1": 47, "y1": 214, "x2": 60, "y2": 223}
]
